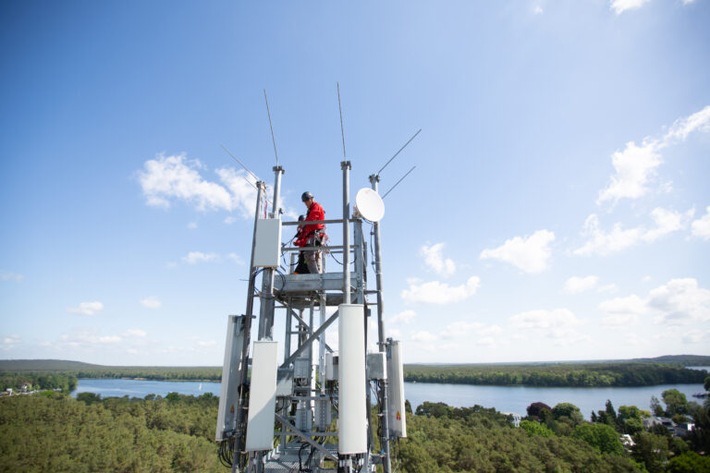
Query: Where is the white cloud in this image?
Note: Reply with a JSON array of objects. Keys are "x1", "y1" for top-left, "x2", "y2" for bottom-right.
[
  {"x1": 476, "y1": 337, "x2": 498, "y2": 347},
  {"x1": 596, "y1": 106, "x2": 710, "y2": 206},
  {"x1": 480, "y1": 230, "x2": 555, "y2": 273},
  {"x1": 575, "y1": 214, "x2": 639, "y2": 256},
  {"x1": 67, "y1": 301, "x2": 104, "y2": 316},
  {"x1": 215, "y1": 168, "x2": 260, "y2": 218},
  {"x1": 125, "y1": 329, "x2": 147, "y2": 338},
  {"x1": 643, "y1": 207, "x2": 693, "y2": 242},
  {"x1": 401, "y1": 276, "x2": 480, "y2": 304},
  {"x1": 681, "y1": 329, "x2": 710, "y2": 344},
  {"x1": 509, "y1": 308, "x2": 580, "y2": 330},
  {"x1": 664, "y1": 105, "x2": 710, "y2": 142},
  {"x1": 440, "y1": 321, "x2": 482, "y2": 339},
  {"x1": 140, "y1": 297, "x2": 161, "y2": 309},
  {"x1": 2, "y1": 335, "x2": 21, "y2": 351},
  {"x1": 597, "y1": 140, "x2": 661, "y2": 205},
  {"x1": 610, "y1": 0, "x2": 650, "y2": 15},
  {"x1": 478, "y1": 324, "x2": 503, "y2": 336},
  {"x1": 420, "y1": 243, "x2": 456, "y2": 277},
  {"x1": 388, "y1": 328, "x2": 402, "y2": 339},
  {"x1": 508, "y1": 309, "x2": 586, "y2": 347},
  {"x1": 0, "y1": 271, "x2": 24, "y2": 282},
  {"x1": 599, "y1": 295, "x2": 646, "y2": 326},
  {"x1": 136, "y1": 154, "x2": 257, "y2": 216},
  {"x1": 564, "y1": 275, "x2": 599, "y2": 294},
  {"x1": 182, "y1": 251, "x2": 218, "y2": 264},
  {"x1": 439, "y1": 322, "x2": 503, "y2": 343},
  {"x1": 390, "y1": 309, "x2": 416, "y2": 324},
  {"x1": 137, "y1": 154, "x2": 231, "y2": 210},
  {"x1": 58, "y1": 330, "x2": 121, "y2": 347},
  {"x1": 691, "y1": 206, "x2": 710, "y2": 239},
  {"x1": 226, "y1": 253, "x2": 245, "y2": 265},
  {"x1": 648, "y1": 278, "x2": 710, "y2": 325},
  {"x1": 410, "y1": 330, "x2": 437, "y2": 342},
  {"x1": 597, "y1": 278, "x2": 710, "y2": 327},
  {"x1": 575, "y1": 208, "x2": 692, "y2": 256}
]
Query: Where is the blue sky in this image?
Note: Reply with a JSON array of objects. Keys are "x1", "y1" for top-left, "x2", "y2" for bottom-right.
[{"x1": 1, "y1": 0, "x2": 709, "y2": 366}]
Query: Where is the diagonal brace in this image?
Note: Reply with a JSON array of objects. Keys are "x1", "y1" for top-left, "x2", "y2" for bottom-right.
[
  {"x1": 275, "y1": 413, "x2": 338, "y2": 461},
  {"x1": 281, "y1": 309, "x2": 339, "y2": 368},
  {"x1": 286, "y1": 307, "x2": 335, "y2": 354}
]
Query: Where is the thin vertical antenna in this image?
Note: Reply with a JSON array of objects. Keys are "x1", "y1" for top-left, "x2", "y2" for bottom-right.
[
  {"x1": 337, "y1": 82, "x2": 347, "y2": 159},
  {"x1": 264, "y1": 89, "x2": 279, "y2": 165}
]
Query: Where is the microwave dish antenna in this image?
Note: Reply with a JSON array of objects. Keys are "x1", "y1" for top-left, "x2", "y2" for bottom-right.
[{"x1": 355, "y1": 187, "x2": 385, "y2": 222}]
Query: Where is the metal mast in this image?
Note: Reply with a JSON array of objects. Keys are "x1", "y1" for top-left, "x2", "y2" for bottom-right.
[{"x1": 216, "y1": 161, "x2": 406, "y2": 473}]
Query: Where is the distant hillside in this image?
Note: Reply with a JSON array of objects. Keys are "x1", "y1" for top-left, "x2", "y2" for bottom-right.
[
  {"x1": 633, "y1": 354, "x2": 710, "y2": 366},
  {"x1": 406, "y1": 355, "x2": 710, "y2": 369},
  {"x1": 0, "y1": 359, "x2": 106, "y2": 372},
  {"x1": 0, "y1": 360, "x2": 222, "y2": 381}
]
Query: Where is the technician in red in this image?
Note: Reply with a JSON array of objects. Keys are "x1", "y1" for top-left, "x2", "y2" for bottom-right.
[{"x1": 300, "y1": 191, "x2": 326, "y2": 273}]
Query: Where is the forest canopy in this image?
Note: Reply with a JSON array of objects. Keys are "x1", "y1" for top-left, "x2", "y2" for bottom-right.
[
  {"x1": 403, "y1": 361, "x2": 709, "y2": 387},
  {"x1": 4, "y1": 391, "x2": 709, "y2": 473}
]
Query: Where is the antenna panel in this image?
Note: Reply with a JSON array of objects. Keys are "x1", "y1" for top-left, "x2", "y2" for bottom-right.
[{"x1": 253, "y1": 218, "x2": 281, "y2": 267}]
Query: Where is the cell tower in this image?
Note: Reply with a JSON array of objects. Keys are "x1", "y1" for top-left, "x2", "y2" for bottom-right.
[{"x1": 215, "y1": 162, "x2": 407, "y2": 473}]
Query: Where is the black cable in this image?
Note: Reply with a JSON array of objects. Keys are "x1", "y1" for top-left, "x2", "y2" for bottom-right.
[
  {"x1": 270, "y1": 268, "x2": 287, "y2": 297},
  {"x1": 218, "y1": 436, "x2": 234, "y2": 467},
  {"x1": 298, "y1": 442, "x2": 312, "y2": 472},
  {"x1": 305, "y1": 445, "x2": 316, "y2": 470},
  {"x1": 251, "y1": 268, "x2": 266, "y2": 297}
]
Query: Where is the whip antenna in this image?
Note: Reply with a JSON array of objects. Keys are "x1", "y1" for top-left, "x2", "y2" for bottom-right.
[
  {"x1": 376, "y1": 128, "x2": 421, "y2": 177},
  {"x1": 220, "y1": 144, "x2": 259, "y2": 189},
  {"x1": 382, "y1": 165, "x2": 416, "y2": 199},
  {"x1": 337, "y1": 82, "x2": 347, "y2": 159},
  {"x1": 263, "y1": 89, "x2": 280, "y2": 165}
]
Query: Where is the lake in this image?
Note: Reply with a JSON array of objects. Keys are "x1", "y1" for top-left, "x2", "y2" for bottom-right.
[{"x1": 73, "y1": 378, "x2": 708, "y2": 417}]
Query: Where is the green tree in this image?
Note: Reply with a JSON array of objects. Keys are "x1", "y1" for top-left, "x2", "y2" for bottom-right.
[
  {"x1": 519, "y1": 419, "x2": 554, "y2": 438},
  {"x1": 415, "y1": 401, "x2": 453, "y2": 418},
  {"x1": 0, "y1": 393, "x2": 224, "y2": 472},
  {"x1": 617, "y1": 405, "x2": 647, "y2": 435},
  {"x1": 650, "y1": 395, "x2": 664, "y2": 416},
  {"x1": 688, "y1": 399, "x2": 710, "y2": 454},
  {"x1": 573, "y1": 423, "x2": 625, "y2": 455},
  {"x1": 632, "y1": 431, "x2": 669, "y2": 473},
  {"x1": 76, "y1": 392, "x2": 102, "y2": 405},
  {"x1": 667, "y1": 451, "x2": 710, "y2": 473},
  {"x1": 596, "y1": 400, "x2": 619, "y2": 428},
  {"x1": 661, "y1": 388, "x2": 689, "y2": 417},
  {"x1": 553, "y1": 402, "x2": 584, "y2": 426}
]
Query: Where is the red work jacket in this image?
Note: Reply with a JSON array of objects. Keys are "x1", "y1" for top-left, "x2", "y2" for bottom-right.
[{"x1": 302, "y1": 201, "x2": 325, "y2": 240}]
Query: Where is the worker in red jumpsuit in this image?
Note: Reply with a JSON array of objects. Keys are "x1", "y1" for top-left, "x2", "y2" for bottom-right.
[{"x1": 300, "y1": 191, "x2": 325, "y2": 273}]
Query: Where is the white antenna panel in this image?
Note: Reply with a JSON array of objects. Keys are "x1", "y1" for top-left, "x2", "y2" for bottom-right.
[{"x1": 355, "y1": 188, "x2": 385, "y2": 222}]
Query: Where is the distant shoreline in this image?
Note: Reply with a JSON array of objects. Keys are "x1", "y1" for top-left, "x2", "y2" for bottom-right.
[{"x1": 2, "y1": 355, "x2": 709, "y2": 389}]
